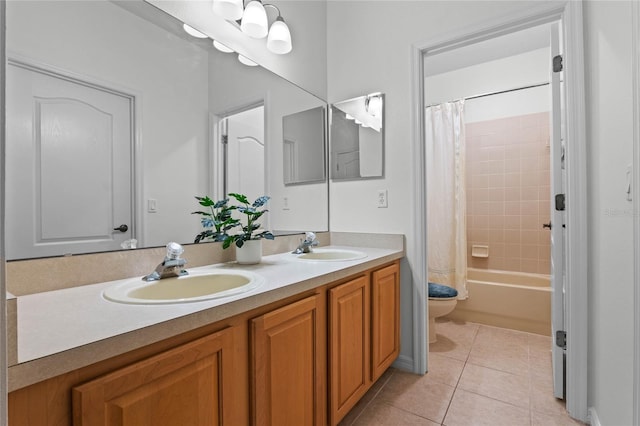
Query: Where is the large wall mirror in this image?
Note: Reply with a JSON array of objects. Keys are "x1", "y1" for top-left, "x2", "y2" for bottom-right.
[
  {"x1": 5, "y1": 0, "x2": 328, "y2": 260},
  {"x1": 330, "y1": 93, "x2": 384, "y2": 180}
]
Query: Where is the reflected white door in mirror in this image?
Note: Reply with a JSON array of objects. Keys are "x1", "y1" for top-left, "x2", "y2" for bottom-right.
[{"x1": 6, "y1": 60, "x2": 134, "y2": 259}]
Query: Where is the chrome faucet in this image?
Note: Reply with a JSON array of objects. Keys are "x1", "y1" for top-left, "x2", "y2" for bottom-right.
[
  {"x1": 292, "y1": 232, "x2": 319, "y2": 254},
  {"x1": 143, "y1": 242, "x2": 188, "y2": 281}
]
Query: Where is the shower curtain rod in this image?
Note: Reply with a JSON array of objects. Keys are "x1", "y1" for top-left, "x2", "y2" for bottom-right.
[{"x1": 426, "y1": 81, "x2": 550, "y2": 109}]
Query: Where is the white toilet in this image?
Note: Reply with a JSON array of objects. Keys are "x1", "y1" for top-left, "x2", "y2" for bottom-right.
[{"x1": 428, "y1": 283, "x2": 458, "y2": 343}]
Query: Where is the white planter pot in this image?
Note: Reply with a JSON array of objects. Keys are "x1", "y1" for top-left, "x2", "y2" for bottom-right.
[{"x1": 236, "y1": 239, "x2": 262, "y2": 265}]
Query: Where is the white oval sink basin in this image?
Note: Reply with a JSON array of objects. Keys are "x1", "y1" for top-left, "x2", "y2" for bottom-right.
[
  {"x1": 103, "y1": 270, "x2": 265, "y2": 305},
  {"x1": 296, "y1": 248, "x2": 367, "y2": 261}
]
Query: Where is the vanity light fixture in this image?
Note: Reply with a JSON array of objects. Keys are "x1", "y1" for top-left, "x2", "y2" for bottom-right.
[
  {"x1": 212, "y1": 0, "x2": 244, "y2": 21},
  {"x1": 241, "y1": 0, "x2": 269, "y2": 38},
  {"x1": 183, "y1": 23, "x2": 209, "y2": 39},
  {"x1": 211, "y1": 0, "x2": 292, "y2": 54},
  {"x1": 266, "y1": 11, "x2": 292, "y2": 54}
]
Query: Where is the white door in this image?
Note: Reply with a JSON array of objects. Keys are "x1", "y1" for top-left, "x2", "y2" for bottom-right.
[
  {"x1": 224, "y1": 105, "x2": 265, "y2": 202},
  {"x1": 549, "y1": 22, "x2": 567, "y2": 400},
  {"x1": 6, "y1": 61, "x2": 133, "y2": 259}
]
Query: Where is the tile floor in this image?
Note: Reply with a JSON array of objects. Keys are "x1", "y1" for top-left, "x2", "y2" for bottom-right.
[{"x1": 339, "y1": 318, "x2": 585, "y2": 426}]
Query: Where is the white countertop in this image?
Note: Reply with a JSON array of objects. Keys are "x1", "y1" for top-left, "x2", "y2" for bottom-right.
[{"x1": 11, "y1": 245, "x2": 403, "y2": 390}]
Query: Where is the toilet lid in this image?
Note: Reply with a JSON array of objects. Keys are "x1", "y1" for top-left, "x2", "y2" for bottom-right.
[{"x1": 428, "y1": 282, "x2": 458, "y2": 298}]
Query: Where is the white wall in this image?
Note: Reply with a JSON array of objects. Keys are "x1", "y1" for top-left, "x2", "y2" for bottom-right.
[
  {"x1": 6, "y1": 1, "x2": 210, "y2": 248},
  {"x1": 584, "y1": 1, "x2": 635, "y2": 424},
  {"x1": 328, "y1": 1, "x2": 636, "y2": 423},
  {"x1": 426, "y1": 48, "x2": 551, "y2": 122}
]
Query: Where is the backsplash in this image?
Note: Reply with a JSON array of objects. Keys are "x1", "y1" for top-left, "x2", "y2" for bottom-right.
[{"x1": 6, "y1": 233, "x2": 331, "y2": 296}]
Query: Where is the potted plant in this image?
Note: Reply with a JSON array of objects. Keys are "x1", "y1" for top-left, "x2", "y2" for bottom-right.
[
  {"x1": 193, "y1": 193, "x2": 274, "y2": 264},
  {"x1": 192, "y1": 196, "x2": 239, "y2": 244}
]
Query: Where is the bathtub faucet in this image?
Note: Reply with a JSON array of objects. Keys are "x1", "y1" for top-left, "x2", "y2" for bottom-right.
[{"x1": 143, "y1": 242, "x2": 188, "y2": 282}]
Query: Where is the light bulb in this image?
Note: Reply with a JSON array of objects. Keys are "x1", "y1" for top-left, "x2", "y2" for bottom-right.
[
  {"x1": 182, "y1": 23, "x2": 208, "y2": 39},
  {"x1": 213, "y1": 40, "x2": 234, "y2": 53},
  {"x1": 241, "y1": 1, "x2": 268, "y2": 39},
  {"x1": 367, "y1": 95, "x2": 382, "y2": 117},
  {"x1": 267, "y1": 17, "x2": 292, "y2": 54},
  {"x1": 238, "y1": 54, "x2": 259, "y2": 67},
  {"x1": 212, "y1": 0, "x2": 244, "y2": 21}
]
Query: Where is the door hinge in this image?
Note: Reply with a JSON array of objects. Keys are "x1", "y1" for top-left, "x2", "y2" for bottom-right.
[
  {"x1": 553, "y1": 55, "x2": 563, "y2": 72},
  {"x1": 556, "y1": 330, "x2": 567, "y2": 349},
  {"x1": 555, "y1": 193, "x2": 566, "y2": 211},
  {"x1": 221, "y1": 134, "x2": 229, "y2": 145}
]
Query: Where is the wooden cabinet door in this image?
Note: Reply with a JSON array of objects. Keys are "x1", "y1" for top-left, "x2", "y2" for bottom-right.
[
  {"x1": 371, "y1": 262, "x2": 400, "y2": 381},
  {"x1": 251, "y1": 295, "x2": 323, "y2": 426},
  {"x1": 72, "y1": 327, "x2": 237, "y2": 426},
  {"x1": 328, "y1": 275, "x2": 370, "y2": 426}
]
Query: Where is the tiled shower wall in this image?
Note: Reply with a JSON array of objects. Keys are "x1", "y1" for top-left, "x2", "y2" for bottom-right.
[{"x1": 466, "y1": 112, "x2": 551, "y2": 275}]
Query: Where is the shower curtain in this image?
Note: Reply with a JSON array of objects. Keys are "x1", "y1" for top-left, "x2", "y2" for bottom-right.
[{"x1": 425, "y1": 101, "x2": 468, "y2": 299}]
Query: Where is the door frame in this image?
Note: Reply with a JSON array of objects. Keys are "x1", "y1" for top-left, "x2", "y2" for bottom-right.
[
  {"x1": 409, "y1": 1, "x2": 588, "y2": 422},
  {"x1": 632, "y1": 1, "x2": 640, "y2": 424},
  {"x1": 1, "y1": 2, "x2": 7, "y2": 424},
  {"x1": 210, "y1": 99, "x2": 266, "y2": 200}
]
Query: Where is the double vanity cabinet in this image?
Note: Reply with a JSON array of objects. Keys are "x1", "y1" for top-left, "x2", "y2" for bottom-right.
[{"x1": 8, "y1": 259, "x2": 400, "y2": 426}]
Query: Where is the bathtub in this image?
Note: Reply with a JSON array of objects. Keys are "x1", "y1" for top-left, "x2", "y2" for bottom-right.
[{"x1": 444, "y1": 268, "x2": 551, "y2": 336}]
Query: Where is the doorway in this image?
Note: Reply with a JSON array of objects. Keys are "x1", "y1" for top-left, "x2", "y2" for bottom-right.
[
  {"x1": 213, "y1": 103, "x2": 268, "y2": 228},
  {"x1": 424, "y1": 19, "x2": 562, "y2": 386},
  {"x1": 410, "y1": 2, "x2": 588, "y2": 422}
]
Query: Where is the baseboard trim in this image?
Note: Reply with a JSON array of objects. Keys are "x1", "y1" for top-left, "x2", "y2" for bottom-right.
[
  {"x1": 391, "y1": 354, "x2": 414, "y2": 373},
  {"x1": 588, "y1": 407, "x2": 601, "y2": 426}
]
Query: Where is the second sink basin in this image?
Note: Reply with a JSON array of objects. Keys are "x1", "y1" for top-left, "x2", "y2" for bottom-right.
[
  {"x1": 103, "y1": 269, "x2": 265, "y2": 305},
  {"x1": 296, "y1": 248, "x2": 367, "y2": 261}
]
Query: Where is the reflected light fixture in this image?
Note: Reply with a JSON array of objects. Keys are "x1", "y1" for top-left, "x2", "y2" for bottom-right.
[
  {"x1": 365, "y1": 93, "x2": 383, "y2": 118},
  {"x1": 213, "y1": 40, "x2": 234, "y2": 53},
  {"x1": 211, "y1": 0, "x2": 293, "y2": 55},
  {"x1": 182, "y1": 23, "x2": 208, "y2": 39},
  {"x1": 238, "y1": 54, "x2": 259, "y2": 66}
]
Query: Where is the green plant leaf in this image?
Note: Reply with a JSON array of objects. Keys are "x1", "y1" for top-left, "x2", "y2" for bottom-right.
[
  {"x1": 195, "y1": 195, "x2": 215, "y2": 207},
  {"x1": 228, "y1": 192, "x2": 249, "y2": 204}
]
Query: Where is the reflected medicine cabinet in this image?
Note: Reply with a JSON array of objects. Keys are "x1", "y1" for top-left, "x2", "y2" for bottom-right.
[{"x1": 330, "y1": 93, "x2": 384, "y2": 180}]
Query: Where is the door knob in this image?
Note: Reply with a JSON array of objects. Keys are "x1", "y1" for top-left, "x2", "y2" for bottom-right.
[
  {"x1": 113, "y1": 224, "x2": 129, "y2": 233},
  {"x1": 543, "y1": 222, "x2": 552, "y2": 230}
]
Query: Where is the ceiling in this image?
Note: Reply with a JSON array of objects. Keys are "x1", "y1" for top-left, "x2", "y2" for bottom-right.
[{"x1": 424, "y1": 23, "x2": 552, "y2": 77}]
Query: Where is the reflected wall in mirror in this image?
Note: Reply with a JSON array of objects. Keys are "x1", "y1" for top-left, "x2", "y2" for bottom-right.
[
  {"x1": 282, "y1": 106, "x2": 326, "y2": 185},
  {"x1": 5, "y1": 0, "x2": 328, "y2": 260},
  {"x1": 330, "y1": 93, "x2": 385, "y2": 180}
]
